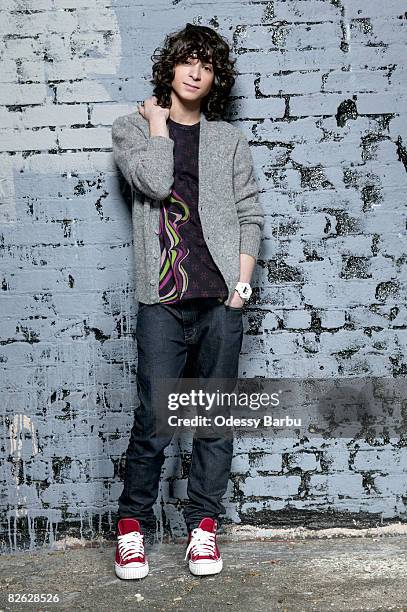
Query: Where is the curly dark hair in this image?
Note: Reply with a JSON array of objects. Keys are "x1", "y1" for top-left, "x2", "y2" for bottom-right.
[{"x1": 149, "y1": 23, "x2": 237, "y2": 121}]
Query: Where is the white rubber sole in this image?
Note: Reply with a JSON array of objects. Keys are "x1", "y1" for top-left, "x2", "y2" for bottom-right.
[
  {"x1": 188, "y1": 557, "x2": 223, "y2": 576},
  {"x1": 115, "y1": 561, "x2": 149, "y2": 580}
]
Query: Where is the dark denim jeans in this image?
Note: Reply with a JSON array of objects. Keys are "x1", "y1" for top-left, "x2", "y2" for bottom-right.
[{"x1": 117, "y1": 297, "x2": 244, "y2": 533}]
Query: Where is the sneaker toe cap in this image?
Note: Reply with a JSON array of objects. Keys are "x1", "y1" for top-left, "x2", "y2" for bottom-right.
[{"x1": 118, "y1": 560, "x2": 146, "y2": 568}]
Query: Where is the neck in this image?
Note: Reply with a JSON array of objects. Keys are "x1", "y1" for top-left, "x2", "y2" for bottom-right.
[{"x1": 169, "y1": 92, "x2": 201, "y2": 125}]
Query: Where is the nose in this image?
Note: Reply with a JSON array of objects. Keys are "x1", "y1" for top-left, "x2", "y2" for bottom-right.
[{"x1": 189, "y1": 59, "x2": 201, "y2": 79}]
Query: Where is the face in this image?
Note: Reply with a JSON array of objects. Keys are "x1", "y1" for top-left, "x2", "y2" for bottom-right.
[{"x1": 171, "y1": 53, "x2": 215, "y2": 101}]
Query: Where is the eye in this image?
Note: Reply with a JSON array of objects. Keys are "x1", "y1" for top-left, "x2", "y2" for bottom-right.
[{"x1": 182, "y1": 57, "x2": 213, "y2": 71}]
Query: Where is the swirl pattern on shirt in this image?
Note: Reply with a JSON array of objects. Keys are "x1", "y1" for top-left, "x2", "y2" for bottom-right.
[
  {"x1": 158, "y1": 189, "x2": 190, "y2": 302},
  {"x1": 157, "y1": 117, "x2": 228, "y2": 304}
]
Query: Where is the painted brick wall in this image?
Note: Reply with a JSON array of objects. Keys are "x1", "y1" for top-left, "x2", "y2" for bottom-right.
[{"x1": 1, "y1": 0, "x2": 407, "y2": 551}]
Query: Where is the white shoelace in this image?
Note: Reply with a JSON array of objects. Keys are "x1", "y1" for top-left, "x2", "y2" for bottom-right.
[
  {"x1": 118, "y1": 531, "x2": 145, "y2": 562},
  {"x1": 184, "y1": 528, "x2": 216, "y2": 561}
]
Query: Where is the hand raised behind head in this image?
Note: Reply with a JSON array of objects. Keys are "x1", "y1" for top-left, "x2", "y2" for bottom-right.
[{"x1": 137, "y1": 96, "x2": 169, "y2": 122}]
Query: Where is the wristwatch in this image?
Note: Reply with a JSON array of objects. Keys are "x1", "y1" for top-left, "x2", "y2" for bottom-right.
[{"x1": 234, "y1": 282, "x2": 252, "y2": 300}]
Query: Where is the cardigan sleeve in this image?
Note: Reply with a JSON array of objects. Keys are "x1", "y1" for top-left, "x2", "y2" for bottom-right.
[
  {"x1": 233, "y1": 131, "x2": 265, "y2": 260},
  {"x1": 111, "y1": 114, "x2": 175, "y2": 201}
]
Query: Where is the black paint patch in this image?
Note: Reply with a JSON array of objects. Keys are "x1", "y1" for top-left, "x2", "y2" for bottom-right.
[
  {"x1": 52, "y1": 456, "x2": 72, "y2": 482},
  {"x1": 375, "y1": 281, "x2": 400, "y2": 302},
  {"x1": 262, "y1": 1, "x2": 275, "y2": 22},
  {"x1": 83, "y1": 322, "x2": 110, "y2": 343},
  {"x1": 336, "y1": 99, "x2": 358, "y2": 127},
  {"x1": 389, "y1": 356, "x2": 407, "y2": 377},
  {"x1": 322, "y1": 208, "x2": 360, "y2": 235},
  {"x1": 303, "y1": 243, "x2": 324, "y2": 261},
  {"x1": 299, "y1": 165, "x2": 334, "y2": 190},
  {"x1": 270, "y1": 219, "x2": 300, "y2": 237},
  {"x1": 361, "y1": 184, "x2": 383, "y2": 212},
  {"x1": 238, "y1": 507, "x2": 398, "y2": 529},
  {"x1": 258, "y1": 258, "x2": 303, "y2": 283},
  {"x1": 340, "y1": 256, "x2": 371, "y2": 279},
  {"x1": 396, "y1": 136, "x2": 407, "y2": 173},
  {"x1": 17, "y1": 325, "x2": 41, "y2": 343},
  {"x1": 246, "y1": 311, "x2": 266, "y2": 336}
]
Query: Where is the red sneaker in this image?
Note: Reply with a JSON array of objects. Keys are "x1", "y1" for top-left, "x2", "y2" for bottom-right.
[
  {"x1": 115, "y1": 518, "x2": 149, "y2": 580},
  {"x1": 184, "y1": 517, "x2": 223, "y2": 576}
]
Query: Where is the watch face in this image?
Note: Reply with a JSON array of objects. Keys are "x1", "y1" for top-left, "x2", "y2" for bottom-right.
[{"x1": 236, "y1": 283, "x2": 251, "y2": 299}]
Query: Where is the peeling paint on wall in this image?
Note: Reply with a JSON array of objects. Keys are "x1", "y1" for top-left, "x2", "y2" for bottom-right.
[{"x1": 1, "y1": 0, "x2": 407, "y2": 552}]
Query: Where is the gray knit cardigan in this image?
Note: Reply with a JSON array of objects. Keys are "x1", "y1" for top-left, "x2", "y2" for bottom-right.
[{"x1": 111, "y1": 110, "x2": 265, "y2": 304}]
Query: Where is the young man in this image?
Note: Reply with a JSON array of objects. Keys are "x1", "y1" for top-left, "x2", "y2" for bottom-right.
[{"x1": 111, "y1": 23, "x2": 264, "y2": 579}]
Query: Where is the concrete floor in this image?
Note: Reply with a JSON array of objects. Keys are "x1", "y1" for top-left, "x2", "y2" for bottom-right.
[{"x1": 1, "y1": 534, "x2": 407, "y2": 612}]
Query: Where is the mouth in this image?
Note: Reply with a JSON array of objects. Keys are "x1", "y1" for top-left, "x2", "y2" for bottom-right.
[{"x1": 183, "y1": 83, "x2": 200, "y2": 90}]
